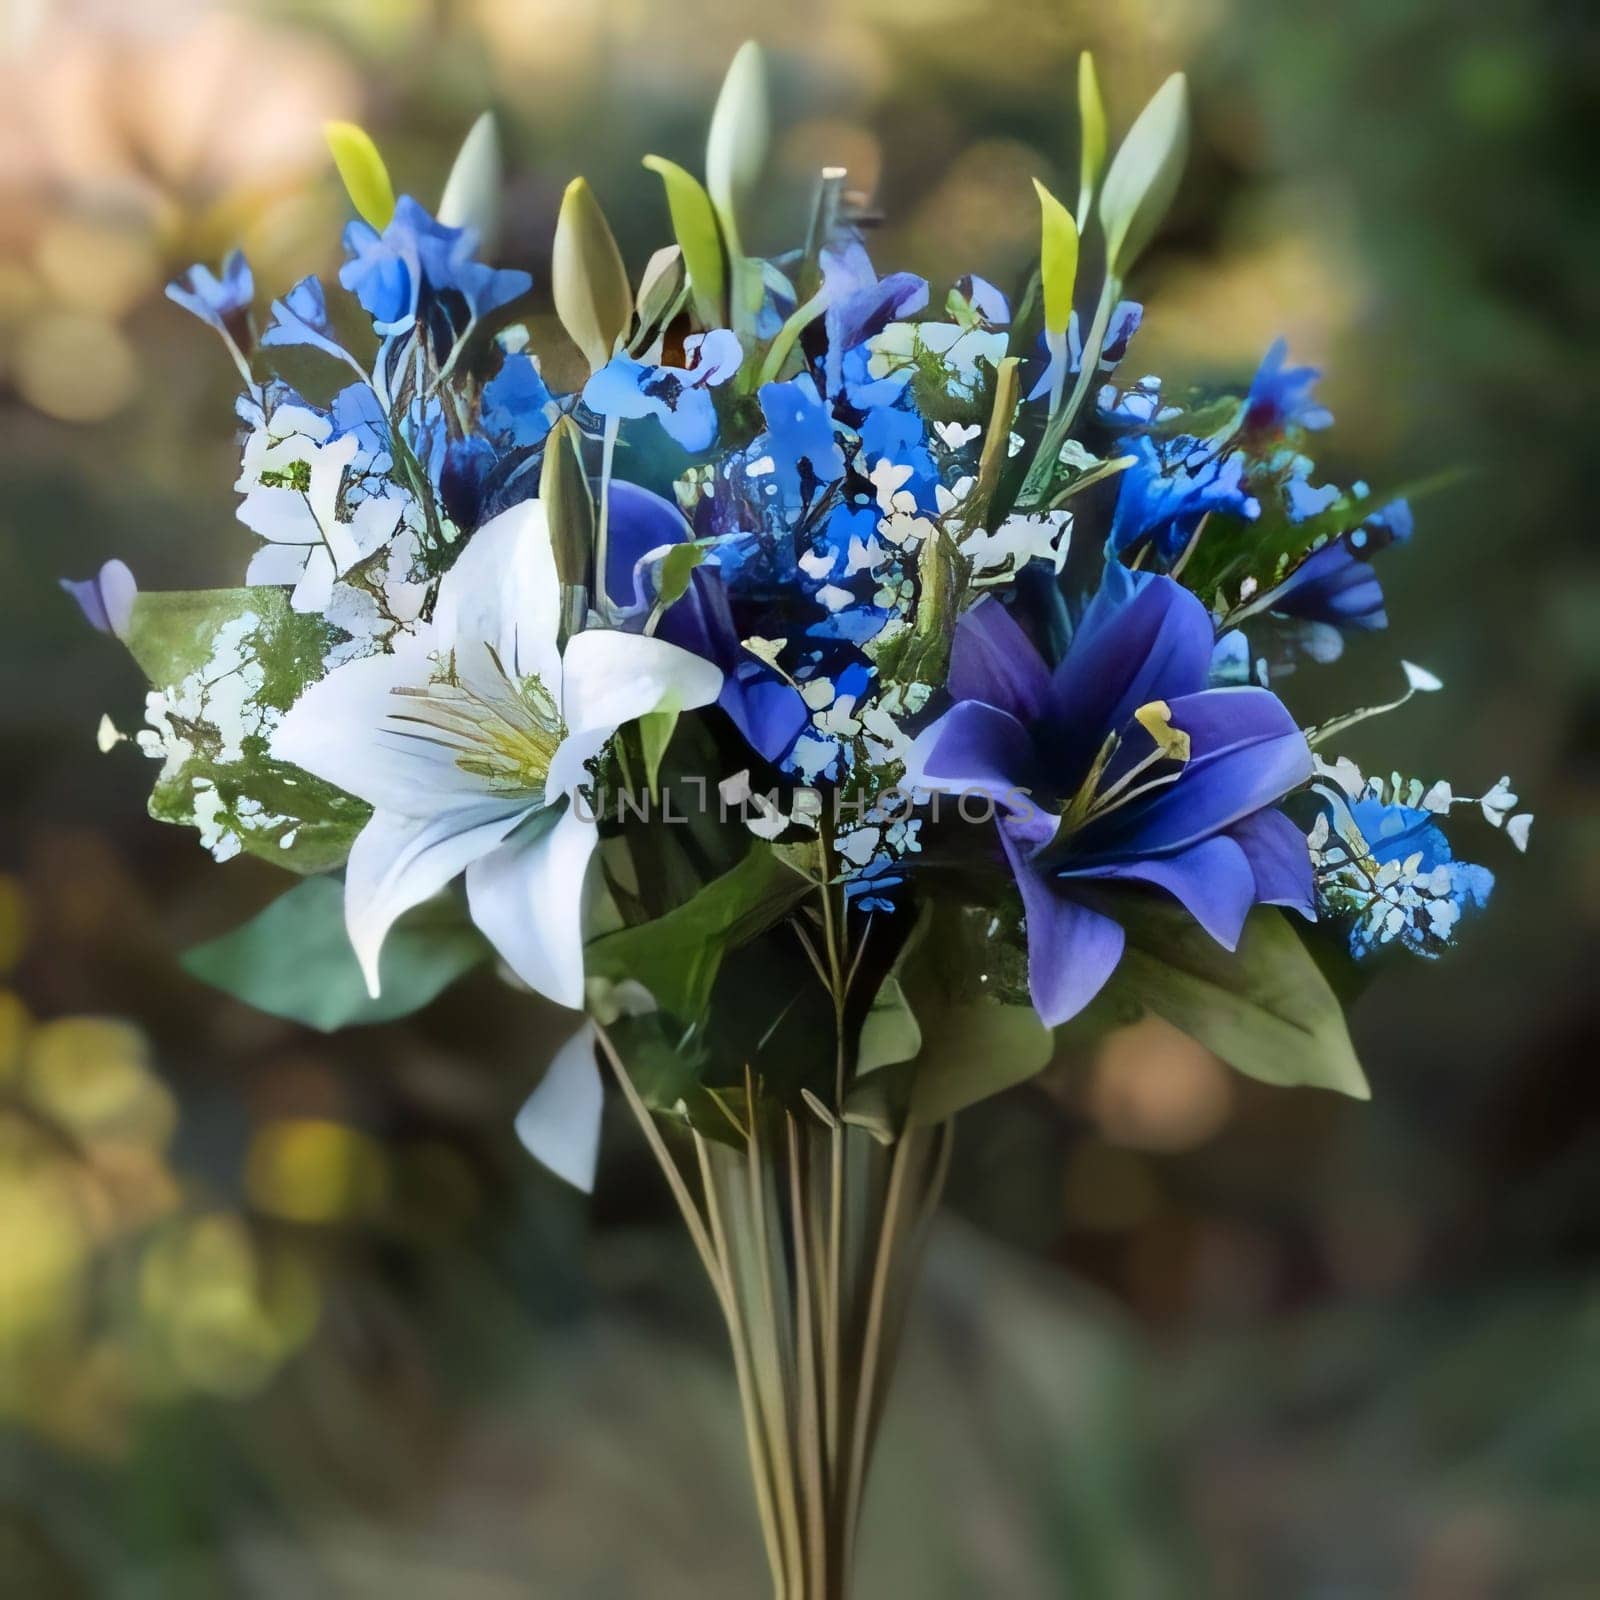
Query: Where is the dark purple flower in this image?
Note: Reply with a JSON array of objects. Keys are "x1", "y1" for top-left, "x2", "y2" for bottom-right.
[{"x1": 907, "y1": 567, "x2": 1314, "y2": 1025}]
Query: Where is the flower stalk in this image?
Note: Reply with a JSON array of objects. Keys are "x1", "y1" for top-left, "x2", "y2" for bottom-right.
[{"x1": 595, "y1": 1020, "x2": 951, "y2": 1599}]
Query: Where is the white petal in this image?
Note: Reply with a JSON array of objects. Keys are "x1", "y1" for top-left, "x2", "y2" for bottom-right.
[
  {"x1": 432, "y1": 498, "x2": 561, "y2": 689},
  {"x1": 1506, "y1": 813, "x2": 1533, "y2": 852},
  {"x1": 289, "y1": 547, "x2": 337, "y2": 614},
  {"x1": 245, "y1": 542, "x2": 312, "y2": 589},
  {"x1": 1402, "y1": 660, "x2": 1443, "y2": 693},
  {"x1": 466, "y1": 802, "x2": 597, "y2": 1009},
  {"x1": 515, "y1": 1020, "x2": 604, "y2": 1192},
  {"x1": 271, "y1": 635, "x2": 486, "y2": 813},
  {"x1": 558, "y1": 628, "x2": 722, "y2": 744},
  {"x1": 346, "y1": 804, "x2": 528, "y2": 996}
]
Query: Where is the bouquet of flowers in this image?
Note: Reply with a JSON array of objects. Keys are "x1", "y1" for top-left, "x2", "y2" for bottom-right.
[{"x1": 71, "y1": 43, "x2": 1529, "y2": 1597}]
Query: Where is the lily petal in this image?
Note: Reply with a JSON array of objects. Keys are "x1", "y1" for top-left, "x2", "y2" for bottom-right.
[
  {"x1": 346, "y1": 803, "x2": 529, "y2": 996},
  {"x1": 466, "y1": 803, "x2": 597, "y2": 1008},
  {"x1": 1000, "y1": 825, "x2": 1126, "y2": 1026},
  {"x1": 905, "y1": 699, "x2": 1039, "y2": 805},
  {"x1": 558, "y1": 629, "x2": 722, "y2": 752},
  {"x1": 516, "y1": 1021, "x2": 605, "y2": 1192},
  {"x1": 948, "y1": 598, "x2": 1052, "y2": 724},
  {"x1": 432, "y1": 498, "x2": 561, "y2": 689},
  {"x1": 1065, "y1": 833, "x2": 1257, "y2": 950},
  {"x1": 1229, "y1": 807, "x2": 1316, "y2": 918}
]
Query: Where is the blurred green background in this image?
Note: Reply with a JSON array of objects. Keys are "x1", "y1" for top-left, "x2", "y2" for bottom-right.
[{"x1": 1, "y1": 0, "x2": 1596, "y2": 1594}]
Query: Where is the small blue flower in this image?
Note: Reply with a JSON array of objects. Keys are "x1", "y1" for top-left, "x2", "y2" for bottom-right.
[
  {"x1": 582, "y1": 329, "x2": 742, "y2": 453},
  {"x1": 62, "y1": 559, "x2": 136, "y2": 638},
  {"x1": 260, "y1": 275, "x2": 359, "y2": 367},
  {"x1": 166, "y1": 251, "x2": 253, "y2": 342},
  {"x1": 1109, "y1": 431, "x2": 1261, "y2": 563},
  {"x1": 1311, "y1": 787, "x2": 1493, "y2": 959},
  {"x1": 480, "y1": 350, "x2": 556, "y2": 452},
  {"x1": 339, "y1": 195, "x2": 531, "y2": 337},
  {"x1": 1244, "y1": 338, "x2": 1333, "y2": 435}
]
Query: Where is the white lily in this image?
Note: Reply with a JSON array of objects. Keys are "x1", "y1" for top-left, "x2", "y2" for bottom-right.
[{"x1": 271, "y1": 497, "x2": 722, "y2": 1008}]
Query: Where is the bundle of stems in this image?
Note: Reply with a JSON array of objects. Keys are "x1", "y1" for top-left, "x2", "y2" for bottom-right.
[{"x1": 596, "y1": 1025, "x2": 951, "y2": 1600}]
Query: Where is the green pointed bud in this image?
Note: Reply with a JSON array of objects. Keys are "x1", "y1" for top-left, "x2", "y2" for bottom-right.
[
  {"x1": 705, "y1": 41, "x2": 768, "y2": 259},
  {"x1": 643, "y1": 154, "x2": 725, "y2": 327},
  {"x1": 541, "y1": 417, "x2": 595, "y2": 636},
  {"x1": 901, "y1": 528, "x2": 969, "y2": 688},
  {"x1": 325, "y1": 121, "x2": 395, "y2": 230},
  {"x1": 1076, "y1": 52, "x2": 1107, "y2": 224},
  {"x1": 634, "y1": 245, "x2": 687, "y2": 342},
  {"x1": 552, "y1": 177, "x2": 632, "y2": 373},
  {"x1": 1098, "y1": 73, "x2": 1190, "y2": 281},
  {"x1": 438, "y1": 111, "x2": 502, "y2": 253}
]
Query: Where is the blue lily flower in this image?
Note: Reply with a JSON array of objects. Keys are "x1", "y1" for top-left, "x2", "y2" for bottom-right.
[
  {"x1": 906, "y1": 567, "x2": 1314, "y2": 1025},
  {"x1": 582, "y1": 329, "x2": 743, "y2": 454},
  {"x1": 166, "y1": 251, "x2": 253, "y2": 345},
  {"x1": 818, "y1": 237, "x2": 928, "y2": 399},
  {"x1": 1269, "y1": 498, "x2": 1413, "y2": 631},
  {"x1": 1108, "y1": 430, "x2": 1261, "y2": 564},
  {"x1": 339, "y1": 195, "x2": 531, "y2": 337},
  {"x1": 1027, "y1": 299, "x2": 1143, "y2": 404}
]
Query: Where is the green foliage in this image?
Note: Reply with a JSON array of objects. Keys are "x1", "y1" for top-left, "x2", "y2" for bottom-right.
[
  {"x1": 586, "y1": 843, "x2": 815, "y2": 1024},
  {"x1": 324, "y1": 120, "x2": 396, "y2": 230},
  {"x1": 1094, "y1": 901, "x2": 1370, "y2": 1098},
  {"x1": 1076, "y1": 51, "x2": 1108, "y2": 223},
  {"x1": 182, "y1": 877, "x2": 490, "y2": 1030},
  {"x1": 122, "y1": 587, "x2": 369, "y2": 873},
  {"x1": 1032, "y1": 178, "x2": 1080, "y2": 336},
  {"x1": 1098, "y1": 74, "x2": 1190, "y2": 281},
  {"x1": 643, "y1": 154, "x2": 726, "y2": 327}
]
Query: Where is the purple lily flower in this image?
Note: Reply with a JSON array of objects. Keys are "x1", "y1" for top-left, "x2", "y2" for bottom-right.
[
  {"x1": 1269, "y1": 499, "x2": 1414, "y2": 631},
  {"x1": 602, "y1": 482, "x2": 810, "y2": 763},
  {"x1": 906, "y1": 566, "x2": 1315, "y2": 1026}
]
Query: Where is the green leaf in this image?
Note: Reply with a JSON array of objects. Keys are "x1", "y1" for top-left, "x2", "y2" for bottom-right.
[
  {"x1": 586, "y1": 843, "x2": 813, "y2": 1023},
  {"x1": 324, "y1": 120, "x2": 396, "y2": 231},
  {"x1": 1076, "y1": 51, "x2": 1108, "y2": 223},
  {"x1": 643, "y1": 154, "x2": 725, "y2": 327},
  {"x1": 539, "y1": 414, "x2": 595, "y2": 593},
  {"x1": 637, "y1": 695, "x2": 681, "y2": 798},
  {"x1": 1106, "y1": 902, "x2": 1369, "y2": 1098},
  {"x1": 902, "y1": 905, "x2": 1053, "y2": 1124},
  {"x1": 1097, "y1": 73, "x2": 1189, "y2": 280},
  {"x1": 857, "y1": 976, "x2": 921, "y2": 1076},
  {"x1": 182, "y1": 877, "x2": 490, "y2": 1031},
  {"x1": 705, "y1": 41, "x2": 768, "y2": 257},
  {"x1": 907, "y1": 1003, "x2": 1054, "y2": 1125},
  {"x1": 438, "y1": 111, "x2": 502, "y2": 252},
  {"x1": 552, "y1": 177, "x2": 632, "y2": 372},
  {"x1": 1032, "y1": 178, "x2": 1080, "y2": 336},
  {"x1": 123, "y1": 587, "x2": 369, "y2": 873}
]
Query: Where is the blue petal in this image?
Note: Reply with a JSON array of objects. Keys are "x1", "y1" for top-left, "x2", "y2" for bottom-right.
[{"x1": 948, "y1": 598, "x2": 1052, "y2": 724}]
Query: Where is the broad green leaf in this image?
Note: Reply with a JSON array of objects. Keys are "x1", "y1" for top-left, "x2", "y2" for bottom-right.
[
  {"x1": 586, "y1": 843, "x2": 813, "y2": 1022},
  {"x1": 705, "y1": 41, "x2": 768, "y2": 257},
  {"x1": 1076, "y1": 51, "x2": 1107, "y2": 223},
  {"x1": 903, "y1": 904, "x2": 1052, "y2": 1124},
  {"x1": 907, "y1": 1003, "x2": 1054, "y2": 1125},
  {"x1": 857, "y1": 976, "x2": 921, "y2": 1075},
  {"x1": 1106, "y1": 902, "x2": 1369, "y2": 1098},
  {"x1": 552, "y1": 177, "x2": 632, "y2": 372},
  {"x1": 1097, "y1": 73, "x2": 1189, "y2": 280},
  {"x1": 324, "y1": 121, "x2": 395, "y2": 231},
  {"x1": 1033, "y1": 178, "x2": 1079, "y2": 336},
  {"x1": 643, "y1": 154, "x2": 725, "y2": 327},
  {"x1": 182, "y1": 877, "x2": 490, "y2": 1031},
  {"x1": 123, "y1": 587, "x2": 368, "y2": 873},
  {"x1": 438, "y1": 111, "x2": 502, "y2": 252}
]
